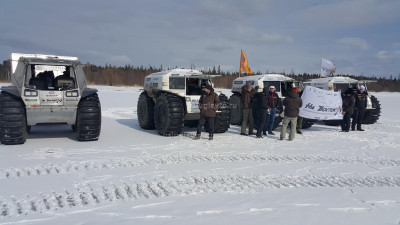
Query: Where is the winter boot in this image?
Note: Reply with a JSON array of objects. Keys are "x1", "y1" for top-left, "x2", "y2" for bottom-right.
[
  {"x1": 193, "y1": 134, "x2": 201, "y2": 140},
  {"x1": 208, "y1": 134, "x2": 213, "y2": 140}
]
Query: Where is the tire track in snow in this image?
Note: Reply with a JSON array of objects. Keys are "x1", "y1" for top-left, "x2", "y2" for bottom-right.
[
  {"x1": 1, "y1": 153, "x2": 400, "y2": 179},
  {"x1": 1, "y1": 174, "x2": 400, "y2": 218}
]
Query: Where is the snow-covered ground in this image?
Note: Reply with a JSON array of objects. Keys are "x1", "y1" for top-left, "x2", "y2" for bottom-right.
[{"x1": 1, "y1": 86, "x2": 400, "y2": 225}]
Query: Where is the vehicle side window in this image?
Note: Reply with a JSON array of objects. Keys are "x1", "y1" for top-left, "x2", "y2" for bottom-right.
[{"x1": 169, "y1": 77, "x2": 185, "y2": 89}]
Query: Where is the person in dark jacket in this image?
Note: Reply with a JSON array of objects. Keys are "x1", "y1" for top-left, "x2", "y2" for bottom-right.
[
  {"x1": 296, "y1": 88, "x2": 304, "y2": 134},
  {"x1": 252, "y1": 86, "x2": 262, "y2": 129},
  {"x1": 341, "y1": 88, "x2": 356, "y2": 132},
  {"x1": 352, "y1": 85, "x2": 367, "y2": 131},
  {"x1": 263, "y1": 86, "x2": 282, "y2": 135},
  {"x1": 254, "y1": 87, "x2": 269, "y2": 138},
  {"x1": 280, "y1": 87, "x2": 303, "y2": 141},
  {"x1": 240, "y1": 84, "x2": 255, "y2": 136},
  {"x1": 194, "y1": 84, "x2": 220, "y2": 140}
]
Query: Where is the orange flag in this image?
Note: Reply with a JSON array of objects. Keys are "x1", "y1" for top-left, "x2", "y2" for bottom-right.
[{"x1": 240, "y1": 49, "x2": 253, "y2": 75}]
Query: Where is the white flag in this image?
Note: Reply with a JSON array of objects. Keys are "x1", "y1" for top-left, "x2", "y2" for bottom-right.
[{"x1": 321, "y1": 58, "x2": 336, "y2": 77}]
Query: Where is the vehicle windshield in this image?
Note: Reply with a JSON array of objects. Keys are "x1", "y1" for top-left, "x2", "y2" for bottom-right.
[
  {"x1": 26, "y1": 65, "x2": 76, "y2": 90},
  {"x1": 263, "y1": 81, "x2": 280, "y2": 92},
  {"x1": 334, "y1": 83, "x2": 350, "y2": 92}
]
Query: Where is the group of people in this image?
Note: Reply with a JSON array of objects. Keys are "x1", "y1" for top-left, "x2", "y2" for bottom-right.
[
  {"x1": 240, "y1": 84, "x2": 303, "y2": 140},
  {"x1": 193, "y1": 83, "x2": 367, "y2": 141},
  {"x1": 340, "y1": 85, "x2": 368, "y2": 132}
]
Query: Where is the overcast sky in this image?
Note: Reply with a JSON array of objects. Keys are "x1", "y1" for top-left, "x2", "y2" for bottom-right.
[{"x1": 1, "y1": 0, "x2": 399, "y2": 78}]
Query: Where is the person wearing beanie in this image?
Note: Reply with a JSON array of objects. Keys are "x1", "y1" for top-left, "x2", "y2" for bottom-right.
[
  {"x1": 240, "y1": 84, "x2": 256, "y2": 136},
  {"x1": 341, "y1": 88, "x2": 356, "y2": 132},
  {"x1": 204, "y1": 84, "x2": 213, "y2": 92},
  {"x1": 194, "y1": 84, "x2": 220, "y2": 140},
  {"x1": 352, "y1": 85, "x2": 368, "y2": 131},
  {"x1": 280, "y1": 88, "x2": 302, "y2": 141},
  {"x1": 263, "y1": 85, "x2": 282, "y2": 136}
]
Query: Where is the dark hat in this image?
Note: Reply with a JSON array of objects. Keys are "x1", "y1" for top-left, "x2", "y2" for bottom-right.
[
  {"x1": 204, "y1": 84, "x2": 214, "y2": 91},
  {"x1": 344, "y1": 88, "x2": 353, "y2": 95}
]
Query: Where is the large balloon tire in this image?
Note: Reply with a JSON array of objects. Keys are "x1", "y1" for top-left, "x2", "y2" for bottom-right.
[
  {"x1": 0, "y1": 92, "x2": 27, "y2": 145},
  {"x1": 76, "y1": 93, "x2": 102, "y2": 141},
  {"x1": 137, "y1": 92, "x2": 155, "y2": 130},
  {"x1": 229, "y1": 93, "x2": 242, "y2": 125},
  {"x1": 362, "y1": 95, "x2": 381, "y2": 124},
  {"x1": 154, "y1": 94, "x2": 184, "y2": 136},
  {"x1": 324, "y1": 120, "x2": 341, "y2": 126},
  {"x1": 205, "y1": 93, "x2": 230, "y2": 133},
  {"x1": 301, "y1": 118, "x2": 314, "y2": 129}
]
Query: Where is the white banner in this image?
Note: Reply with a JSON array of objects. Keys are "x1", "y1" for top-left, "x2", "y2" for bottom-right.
[
  {"x1": 321, "y1": 58, "x2": 336, "y2": 77},
  {"x1": 299, "y1": 86, "x2": 343, "y2": 120}
]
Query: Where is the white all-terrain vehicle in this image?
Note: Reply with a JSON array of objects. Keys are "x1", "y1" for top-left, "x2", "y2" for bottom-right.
[
  {"x1": 0, "y1": 53, "x2": 101, "y2": 145},
  {"x1": 229, "y1": 74, "x2": 314, "y2": 129},
  {"x1": 303, "y1": 76, "x2": 381, "y2": 125},
  {"x1": 137, "y1": 68, "x2": 230, "y2": 136}
]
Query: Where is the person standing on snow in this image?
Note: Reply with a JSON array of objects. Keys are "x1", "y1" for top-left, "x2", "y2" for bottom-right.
[
  {"x1": 352, "y1": 85, "x2": 367, "y2": 131},
  {"x1": 280, "y1": 87, "x2": 302, "y2": 141},
  {"x1": 240, "y1": 84, "x2": 255, "y2": 136},
  {"x1": 296, "y1": 88, "x2": 305, "y2": 134},
  {"x1": 263, "y1": 86, "x2": 282, "y2": 136},
  {"x1": 254, "y1": 87, "x2": 269, "y2": 138},
  {"x1": 194, "y1": 84, "x2": 220, "y2": 140},
  {"x1": 341, "y1": 88, "x2": 356, "y2": 132}
]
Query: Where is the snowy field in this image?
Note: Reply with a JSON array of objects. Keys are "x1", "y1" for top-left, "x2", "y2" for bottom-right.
[{"x1": 1, "y1": 85, "x2": 400, "y2": 225}]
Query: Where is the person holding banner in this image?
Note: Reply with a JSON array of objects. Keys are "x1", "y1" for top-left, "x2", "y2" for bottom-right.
[
  {"x1": 341, "y1": 88, "x2": 356, "y2": 132},
  {"x1": 280, "y1": 87, "x2": 302, "y2": 141}
]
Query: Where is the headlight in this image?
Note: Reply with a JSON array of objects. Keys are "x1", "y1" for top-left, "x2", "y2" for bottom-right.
[
  {"x1": 24, "y1": 90, "x2": 38, "y2": 97},
  {"x1": 66, "y1": 90, "x2": 79, "y2": 97}
]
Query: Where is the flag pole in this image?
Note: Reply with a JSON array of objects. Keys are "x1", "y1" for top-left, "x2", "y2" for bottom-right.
[
  {"x1": 320, "y1": 56, "x2": 323, "y2": 78},
  {"x1": 239, "y1": 50, "x2": 242, "y2": 77}
]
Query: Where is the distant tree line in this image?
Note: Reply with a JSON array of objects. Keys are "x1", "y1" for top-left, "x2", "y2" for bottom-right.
[
  {"x1": 1, "y1": 60, "x2": 400, "y2": 92},
  {"x1": 0, "y1": 60, "x2": 12, "y2": 81}
]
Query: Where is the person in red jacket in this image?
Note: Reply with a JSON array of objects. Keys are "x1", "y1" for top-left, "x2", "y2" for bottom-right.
[{"x1": 263, "y1": 86, "x2": 282, "y2": 136}]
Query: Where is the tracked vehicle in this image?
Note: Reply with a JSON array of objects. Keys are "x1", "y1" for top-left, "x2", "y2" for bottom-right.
[
  {"x1": 137, "y1": 68, "x2": 230, "y2": 136},
  {"x1": 0, "y1": 53, "x2": 101, "y2": 145}
]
